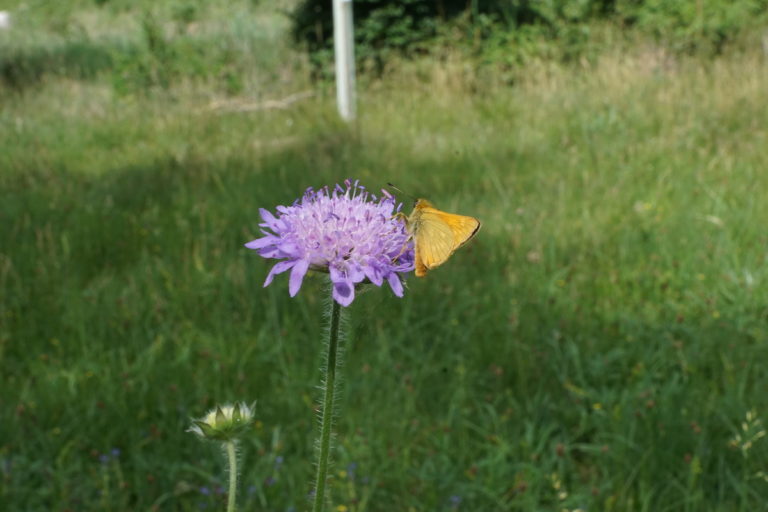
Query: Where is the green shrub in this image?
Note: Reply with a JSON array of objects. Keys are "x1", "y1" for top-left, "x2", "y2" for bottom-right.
[
  {"x1": 291, "y1": 0, "x2": 768, "y2": 72},
  {"x1": 615, "y1": 0, "x2": 768, "y2": 53},
  {"x1": 291, "y1": 0, "x2": 616, "y2": 70}
]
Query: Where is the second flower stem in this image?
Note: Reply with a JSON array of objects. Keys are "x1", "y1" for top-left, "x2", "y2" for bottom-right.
[
  {"x1": 312, "y1": 299, "x2": 342, "y2": 512},
  {"x1": 226, "y1": 440, "x2": 238, "y2": 512}
]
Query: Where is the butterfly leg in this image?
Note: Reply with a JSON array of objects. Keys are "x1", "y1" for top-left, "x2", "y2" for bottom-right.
[
  {"x1": 392, "y1": 237, "x2": 413, "y2": 263},
  {"x1": 392, "y1": 212, "x2": 408, "y2": 223},
  {"x1": 390, "y1": 213, "x2": 413, "y2": 263}
]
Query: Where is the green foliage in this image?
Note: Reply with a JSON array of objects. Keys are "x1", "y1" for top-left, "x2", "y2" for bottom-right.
[
  {"x1": 616, "y1": 0, "x2": 768, "y2": 52},
  {"x1": 0, "y1": 0, "x2": 282, "y2": 93},
  {"x1": 3, "y1": 2, "x2": 768, "y2": 511},
  {"x1": 291, "y1": 0, "x2": 446, "y2": 75},
  {"x1": 0, "y1": 40, "x2": 114, "y2": 89},
  {"x1": 291, "y1": 0, "x2": 768, "y2": 72}
]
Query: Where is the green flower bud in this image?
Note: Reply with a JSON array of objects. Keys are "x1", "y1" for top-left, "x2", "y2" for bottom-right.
[{"x1": 188, "y1": 402, "x2": 255, "y2": 442}]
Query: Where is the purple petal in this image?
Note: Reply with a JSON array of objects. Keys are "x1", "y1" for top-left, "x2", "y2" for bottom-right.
[
  {"x1": 347, "y1": 263, "x2": 366, "y2": 283},
  {"x1": 263, "y1": 260, "x2": 296, "y2": 287},
  {"x1": 288, "y1": 259, "x2": 310, "y2": 297},
  {"x1": 387, "y1": 273, "x2": 404, "y2": 297},
  {"x1": 258, "y1": 246, "x2": 285, "y2": 258},
  {"x1": 259, "y1": 208, "x2": 279, "y2": 227},
  {"x1": 245, "y1": 236, "x2": 277, "y2": 250},
  {"x1": 278, "y1": 242, "x2": 301, "y2": 257},
  {"x1": 332, "y1": 280, "x2": 355, "y2": 307},
  {"x1": 329, "y1": 264, "x2": 345, "y2": 283},
  {"x1": 363, "y1": 264, "x2": 383, "y2": 286}
]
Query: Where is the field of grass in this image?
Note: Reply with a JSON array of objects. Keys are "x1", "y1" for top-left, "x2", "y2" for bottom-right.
[{"x1": 2, "y1": 1, "x2": 768, "y2": 511}]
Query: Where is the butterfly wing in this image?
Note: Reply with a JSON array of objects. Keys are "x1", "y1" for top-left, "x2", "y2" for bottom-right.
[
  {"x1": 439, "y1": 210, "x2": 481, "y2": 248},
  {"x1": 414, "y1": 212, "x2": 457, "y2": 276},
  {"x1": 414, "y1": 208, "x2": 481, "y2": 276}
]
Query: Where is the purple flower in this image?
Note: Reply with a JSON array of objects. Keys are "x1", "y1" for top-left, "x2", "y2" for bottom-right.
[{"x1": 245, "y1": 180, "x2": 414, "y2": 307}]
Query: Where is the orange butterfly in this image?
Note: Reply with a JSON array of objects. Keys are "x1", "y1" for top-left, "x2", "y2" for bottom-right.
[{"x1": 398, "y1": 198, "x2": 481, "y2": 277}]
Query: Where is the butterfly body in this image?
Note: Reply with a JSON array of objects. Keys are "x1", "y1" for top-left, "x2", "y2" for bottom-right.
[{"x1": 402, "y1": 198, "x2": 480, "y2": 277}]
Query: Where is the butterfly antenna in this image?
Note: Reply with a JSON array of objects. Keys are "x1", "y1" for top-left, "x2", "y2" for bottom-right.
[{"x1": 386, "y1": 182, "x2": 417, "y2": 202}]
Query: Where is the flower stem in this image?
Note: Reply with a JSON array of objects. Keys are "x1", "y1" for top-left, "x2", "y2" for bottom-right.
[
  {"x1": 312, "y1": 299, "x2": 342, "y2": 512},
  {"x1": 226, "y1": 440, "x2": 238, "y2": 512}
]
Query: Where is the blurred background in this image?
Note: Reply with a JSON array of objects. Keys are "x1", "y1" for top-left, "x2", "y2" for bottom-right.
[{"x1": 2, "y1": 0, "x2": 768, "y2": 510}]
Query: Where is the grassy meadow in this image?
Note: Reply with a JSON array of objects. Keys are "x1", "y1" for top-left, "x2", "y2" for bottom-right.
[{"x1": 2, "y1": 1, "x2": 768, "y2": 510}]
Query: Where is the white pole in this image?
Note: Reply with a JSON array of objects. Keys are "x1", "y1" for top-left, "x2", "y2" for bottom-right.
[
  {"x1": 0, "y1": 11, "x2": 11, "y2": 30},
  {"x1": 332, "y1": 0, "x2": 356, "y2": 121}
]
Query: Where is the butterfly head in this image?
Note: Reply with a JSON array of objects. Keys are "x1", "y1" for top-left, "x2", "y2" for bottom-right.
[{"x1": 414, "y1": 198, "x2": 434, "y2": 210}]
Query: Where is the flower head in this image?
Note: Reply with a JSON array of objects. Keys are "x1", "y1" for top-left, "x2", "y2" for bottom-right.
[
  {"x1": 188, "y1": 402, "x2": 255, "y2": 442},
  {"x1": 245, "y1": 180, "x2": 414, "y2": 306}
]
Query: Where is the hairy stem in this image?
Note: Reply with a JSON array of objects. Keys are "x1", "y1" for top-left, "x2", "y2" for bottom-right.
[
  {"x1": 312, "y1": 298, "x2": 342, "y2": 512},
  {"x1": 226, "y1": 440, "x2": 238, "y2": 512}
]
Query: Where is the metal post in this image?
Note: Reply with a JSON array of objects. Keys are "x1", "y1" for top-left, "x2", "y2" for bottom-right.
[{"x1": 332, "y1": 0, "x2": 356, "y2": 121}]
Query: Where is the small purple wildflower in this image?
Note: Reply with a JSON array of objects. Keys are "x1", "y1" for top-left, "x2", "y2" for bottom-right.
[
  {"x1": 245, "y1": 180, "x2": 414, "y2": 307},
  {"x1": 199, "y1": 486, "x2": 211, "y2": 496},
  {"x1": 449, "y1": 494, "x2": 462, "y2": 508}
]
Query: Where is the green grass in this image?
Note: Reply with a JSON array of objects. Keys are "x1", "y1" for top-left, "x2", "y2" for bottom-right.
[{"x1": 2, "y1": 2, "x2": 768, "y2": 511}]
